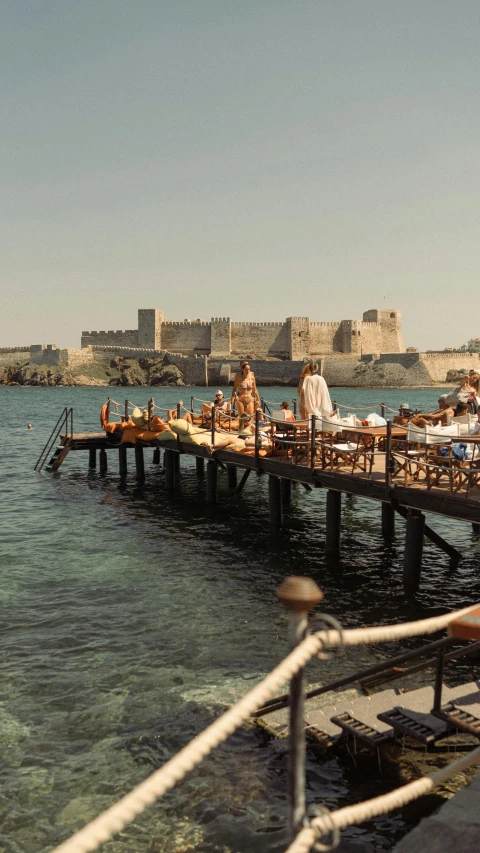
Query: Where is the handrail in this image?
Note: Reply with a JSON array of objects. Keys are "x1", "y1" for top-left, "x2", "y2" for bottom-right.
[{"x1": 34, "y1": 407, "x2": 73, "y2": 472}]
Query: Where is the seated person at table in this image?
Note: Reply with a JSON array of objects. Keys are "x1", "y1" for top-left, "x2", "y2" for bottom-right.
[
  {"x1": 398, "y1": 396, "x2": 455, "y2": 427},
  {"x1": 167, "y1": 401, "x2": 193, "y2": 425},
  {"x1": 280, "y1": 401, "x2": 295, "y2": 421}
]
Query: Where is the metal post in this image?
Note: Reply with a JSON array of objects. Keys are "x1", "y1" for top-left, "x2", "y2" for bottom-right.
[
  {"x1": 174, "y1": 452, "x2": 180, "y2": 479},
  {"x1": 381, "y1": 502, "x2": 395, "y2": 539},
  {"x1": 325, "y1": 490, "x2": 341, "y2": 554},
  {"x1": 403, "y1": 510, "x2": 425, "y2": 597},
  {"x1": 164, "y1": 449, "x2": 175, "y2": 489},
  {"x1": 206, "y1": 460, "x2": 217, "y2": 505},
  {"x1": 227, "y1": 465, "x2": 237, "y2": 489},
  {"x1": 332, "y1": 400, "x2": 338, "y2": 414},
  {"x1": 385, "y1": 419, "x2": 393, "y2": 488},
  {"x1": 99, "y1": 448, "x2": 107, "y2": 474},
  {"x1": 381, "y1": 403, "x2": 385, "y2": 419},
  {"x1": 119, "y1": 444, "x2": 127, "y2": 477},
  {"x1": 190, "y1": 395, "x2": 194, "y2": 414},
  {"x1": 176, "y1": 402, "x2": 181, "y2": 419},
  {"x1": 268, "y1": 475, "x2": 283, "y2": 527},
  {"x1": 147, "y1": 397, "x2": 154, "y2": 429},
  {"x1": 152, "y1": 448, "x2": 160, "y2": 465},
  {"x1": 277, "y1": 577, "x2": 324, "y2": 841},
  {"x1": 134, "y1": 443, "x2": 145, "y2": 481},
  {"x1": 88, "y1": 448, "x2": 96, "y2": 469},
  {"x1": 433, "y1": 646, "x2": 446, "y2": 711},
  {"x1": 196, "y1": 457, "x2": 205, "y2": 477},
  {"x1": 255, "y1": 409, "x2": 260, "y2": 468},
  {"x1": 124, "y1": 400, "x2": 129, "y2": 421},
  {"x1": 310, "y1": 414, "x2": 316, "y2": 472},
  {"x1": 293, "y1": 399, "x2": 297, "y2": 417},
  {"x1": 211, "y1": 406, "x2": 216, "y2": 445}
]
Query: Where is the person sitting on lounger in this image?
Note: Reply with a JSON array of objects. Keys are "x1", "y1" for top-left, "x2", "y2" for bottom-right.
[
  {"x1": 167, "y1": 401, "x2": 193, "y2": 424},
  {"x1": 397, "y1": 396, "x2": 455, "y2": 427}
]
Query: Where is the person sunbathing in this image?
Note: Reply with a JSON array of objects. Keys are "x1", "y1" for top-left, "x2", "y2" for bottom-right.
[{"x1": 167, "y1": 401, "x2": 193, "y2": 424}]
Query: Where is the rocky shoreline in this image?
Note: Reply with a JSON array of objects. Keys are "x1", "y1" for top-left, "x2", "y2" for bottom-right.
[{"x1": 0, "y1": 356, "x2": 187, "y2": 388}]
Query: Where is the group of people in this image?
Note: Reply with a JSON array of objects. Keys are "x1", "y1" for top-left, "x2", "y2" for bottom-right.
[{"x1": 204, "y1": 358, "x2": 333, "y2": 430}]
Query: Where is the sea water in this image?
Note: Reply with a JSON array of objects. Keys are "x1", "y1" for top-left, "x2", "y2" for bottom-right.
[{"x1": 1, "y1": 386, "x2": 480, "y2": 853}]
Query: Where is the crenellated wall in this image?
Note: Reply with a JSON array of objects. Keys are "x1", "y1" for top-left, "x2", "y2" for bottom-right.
[
  {"x1": 81, "y1": 330, "x2": 138, "y2": 347},
  {"x1": 80, "y1": 307, "x2": 405, "y2": 358},
  {"x1": 230, "y1": 322, "x2": 289, "y2": 357}
]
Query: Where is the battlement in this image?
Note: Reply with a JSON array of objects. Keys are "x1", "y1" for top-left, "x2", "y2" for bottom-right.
[
  {"x1": 0, "y1": 346, "x2": 30, "y2": 353},
  {"x1": 82, "y1": 306, "x2": 405, "y2": 358}
]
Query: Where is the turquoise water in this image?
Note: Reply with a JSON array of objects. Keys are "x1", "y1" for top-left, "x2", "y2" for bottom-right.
[{"x1": 1, "y1": 386, "x2": 480, "y2": 853}]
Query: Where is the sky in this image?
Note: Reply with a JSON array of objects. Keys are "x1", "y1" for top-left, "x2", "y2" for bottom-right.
[{"x1": 1, "y1": 1, "x2": 479, "y2": 350}]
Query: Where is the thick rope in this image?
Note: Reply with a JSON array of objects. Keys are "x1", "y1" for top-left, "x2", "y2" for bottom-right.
[
  {"x1": 50, "y1": 604, "x2": 476, "y2": 853},
  {"x1": 286, "y1": 745, "x2": 480, "y2": 853}
]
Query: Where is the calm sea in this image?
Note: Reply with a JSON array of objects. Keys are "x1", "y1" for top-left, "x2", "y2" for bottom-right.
[{"x1": 1, "y1": 386, "x2": 480, "y2": 853}]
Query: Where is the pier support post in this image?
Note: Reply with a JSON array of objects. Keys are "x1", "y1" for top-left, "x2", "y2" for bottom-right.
[
  {"x1": 277, "y1": 577, "x2": 324, "y2": 842},
  {"x1": 325, "y1": 490, "x2": 341, "y2": 554},
  {"x1": 473, "y1": 523, "x2": 480, "y2": 536},
  {"x1": 196, "y1": 457, "x2": 205, "y2": 477},
  {"x1": 164, "y1": 450, "x2": 176, "y2": 489},
  {"x1": 403, "y1": 510, "x2": 425, "y2": 597},
  {"x1": 118, "y1": 444, "x2": 127, "y2": 477},
  {"x1": 134, "y1": 443, "x2": 145, "y2": 482},
  {"x1": 174, "y1": 452, "x2": 180, "y2": 479},
  {"x1": 268, "y1": 475, "x2": 283, "y2": 527},
  {"x1": 381, "y1": 502, "x2": 395, "y2": 539},
  {"x1": 99, "y1": 448, "x2": 108, "y2": 474},
  {"x1": 227, "y1": 465, "x2": 237, "y2": 489},
  {"x1": 206, "y1": 460, "x2": 217, "y2": 505},
  {"x1": 88, "y1": 448, "x2": 96, "y2": 469},
  {"x1": 281, "y1": 478, "x2": 292, "y2": 506},
  {"x1": 152, "y1": 448, "x2": 160, "y2": 465}
]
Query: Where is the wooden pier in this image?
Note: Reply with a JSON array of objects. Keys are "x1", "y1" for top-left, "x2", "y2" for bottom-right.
[{"x1": 35, "y1": 404, "x2": 480, "y2": 597}]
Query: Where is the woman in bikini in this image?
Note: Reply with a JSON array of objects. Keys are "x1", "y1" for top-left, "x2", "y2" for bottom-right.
[{"x1": 231, "y1": 360, "x2": 259, "y2": 420}]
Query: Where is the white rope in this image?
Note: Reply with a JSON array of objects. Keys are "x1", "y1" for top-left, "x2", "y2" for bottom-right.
[
  {"x1": 286, "y1": 745, "x2": 480, "y2": 853},
  {"x1": 50, "y1": 604, "x2": 477, "y2": 853}
]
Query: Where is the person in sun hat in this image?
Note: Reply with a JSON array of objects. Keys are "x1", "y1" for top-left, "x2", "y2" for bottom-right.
[{"x1": 211, "y1": 390, "x2": 228, "y2": 411}]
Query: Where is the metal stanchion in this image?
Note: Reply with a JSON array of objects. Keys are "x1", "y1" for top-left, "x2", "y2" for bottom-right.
[{"x1": 277, "y1": 577, "x2": 324, "y2": 841}]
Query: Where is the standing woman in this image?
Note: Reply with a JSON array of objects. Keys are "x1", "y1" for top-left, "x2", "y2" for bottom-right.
[
  {"x1": 467, "y1": 372, "x2": 480, "y2": 414},
  {"x1": 299, "y1": 361, "x2": 333, "y2": 419},
  {"x1": 231, "y1": 360, "x2": 259, "y2": 419}
]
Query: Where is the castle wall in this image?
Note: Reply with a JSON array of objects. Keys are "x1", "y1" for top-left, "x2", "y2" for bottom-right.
[
  {"x1": 308, "y1": 322, "x2": 342, "y2": 354},
  {"x1": 160, "y1": 322, "x2": 211, "y2": 354},
  {"x1": 30, "y1": 344, "x2": 94, "y2": 367},
  {"x1": 210, "y1": 318, "x2": 231, "y2": 356},
  {"x1": 419, "y1": 352, "x2": 480, "y2": 383},
  {"x1": 363, "y1": 309, "x2": 404, "y2": 352},
  {"x1": 138, "y1": 309, "x2": 163, "y2": 349},
  {"x1": 230, "y1": 322, "x2": 289, "y2": 357},
  {"x1": 81, "y1": 330, "x2": 139, "y2": 348},
  {"x1": 0, "y1": 347, "x2": 30, "y2": 366}
]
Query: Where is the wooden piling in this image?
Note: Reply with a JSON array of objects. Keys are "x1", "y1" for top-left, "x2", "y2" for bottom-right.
[
  {"x1": 381, "y1": 502, "x2": 395, "y2": 539},
  {"x1": 227, "y1": 465, "x2": 238, "y2": 489},
  {"x1": 268, "y1": 475, "x2": 283, "y2": 527},
  {"x1": 164, "y1": 450, "x2": 176, "y2": 489},
  {"x1": 174, "y1": 452, "x2": 180, "y2": 478},
  {"x1": 281, "y1": 478, "x2": 292, "y2": 505},
  {"x1": 88, "y1": 448, "x2": 96, "y2": 469},
  {"x1": 152, "y1": 448, "x2": 160, "y2": 465},
  {"x1": 196, "y1": 457, "x2": 205, "y2": 477},
  {"x1": 206, "y1": 460, "x2": 217, "y2": 505},
  {"x1": 99, "y1": 448, "x2": 108, "y2": 474},
  {"x1": 325, "y1": 490, "x2": 341, "y2": 553},
  {"x1": 403, "y1": 510, "x2": 425, "y2": 596},
  {"x1": 134, "y1": 443, "x2": 145, "y2": 481},
  {"x1": 119, "y1": 444, "x2": 128, "y2": 477}
]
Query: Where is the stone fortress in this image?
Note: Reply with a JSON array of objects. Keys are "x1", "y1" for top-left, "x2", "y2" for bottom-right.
[
  {"x1": 4, "y1": 305, "x2": 480, "y2": 387},
  {"x1": 80, "y1": 308, "x2": 405, "y2": 360}
]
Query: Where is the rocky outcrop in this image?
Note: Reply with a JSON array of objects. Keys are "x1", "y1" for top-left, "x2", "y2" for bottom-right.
[{"x1": 0, "y1": 355, "x2": 186, "y2": 387}]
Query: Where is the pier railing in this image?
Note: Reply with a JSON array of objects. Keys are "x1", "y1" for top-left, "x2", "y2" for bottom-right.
[
  {"x1": 34, "y1": 406, "x2": 73, "y2": 472},
  {"x1": 50, "y1": 578, "x2": 480, "y2": 853}
]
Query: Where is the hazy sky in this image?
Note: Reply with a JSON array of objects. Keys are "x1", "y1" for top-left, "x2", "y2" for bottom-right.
[{"x1": 2, "y1": 1, "x2": 479, "y2": 349}]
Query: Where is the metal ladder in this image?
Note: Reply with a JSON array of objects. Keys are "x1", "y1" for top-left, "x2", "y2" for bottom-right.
[{"x1": 34, "y1": 407, "x2": 73, "y2": 472}]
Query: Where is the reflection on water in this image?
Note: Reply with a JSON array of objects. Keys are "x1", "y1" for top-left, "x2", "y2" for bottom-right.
[{"x1": 1, "y1": 386, "x2": 480, "y2": 852}]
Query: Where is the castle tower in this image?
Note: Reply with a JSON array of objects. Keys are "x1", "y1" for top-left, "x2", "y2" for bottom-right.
[
  {"x1": 138, "y1": 309, "x2": 164, "y2": 349},
  {"x1": 210, "y1": 317, "x2": 231, "y2": 357},
  {"x1": 287, "y1": 317, "x2": 310, "y2": 360},
  {"x1": 362, "y1": 309, "x2": 404, "y2": 352}
]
